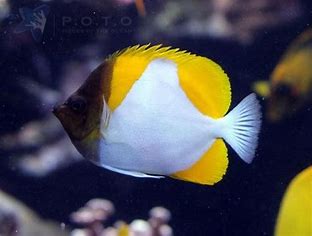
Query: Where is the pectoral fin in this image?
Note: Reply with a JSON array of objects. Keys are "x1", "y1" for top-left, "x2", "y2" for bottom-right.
[{"x1": 252, "y1": 80, "x2": 271, "y2": 98}]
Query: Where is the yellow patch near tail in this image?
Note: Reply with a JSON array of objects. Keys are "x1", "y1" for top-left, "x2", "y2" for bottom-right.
[
  {"x1": 104, "y1": 45, "x2": 232, "y2": 119},
  {"x1": 171, "y1": 139, "x2": 229, "y2": 185}
]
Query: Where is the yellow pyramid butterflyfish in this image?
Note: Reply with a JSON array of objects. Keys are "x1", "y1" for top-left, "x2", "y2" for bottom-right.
[{"x1": 54, "y1": 44, "x2": 262, "y2": 185}]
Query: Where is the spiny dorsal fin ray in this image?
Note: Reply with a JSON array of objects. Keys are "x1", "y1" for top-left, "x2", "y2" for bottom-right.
[{"x1": 108, "y1": 44, "x2": 196, "y2": 64}]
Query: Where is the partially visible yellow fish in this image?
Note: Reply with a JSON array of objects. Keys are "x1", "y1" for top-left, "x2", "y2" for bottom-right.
[
  {"x1": 53, "y1": 44, "x2": 261, "y2": 185},
  {"x1": 275, "y1": 166, "x2": 312, "y2": 236},
  {"x1": 253, "y1": 29, "x2": 312, "y2": 122}
]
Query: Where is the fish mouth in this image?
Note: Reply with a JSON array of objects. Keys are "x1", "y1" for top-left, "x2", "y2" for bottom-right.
[{"x1": 52, "y1": 104, "x2": 68, "y2": 119}]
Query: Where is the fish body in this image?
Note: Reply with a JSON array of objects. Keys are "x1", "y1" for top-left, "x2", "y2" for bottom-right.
[
  {"x1": 253, "y1": 29, "x2": 312, "y2": 122},
  {"x1": 275, "y1": 166, "x2": 312, "y2": 236},
  {"x1": 54, "y1": 45, "x2": 261, "y2": 185}
]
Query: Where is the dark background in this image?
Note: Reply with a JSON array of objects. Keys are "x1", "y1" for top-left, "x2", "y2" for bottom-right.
[{"x1": 0, "y1": 0, "x2": 312, "y2": 235}]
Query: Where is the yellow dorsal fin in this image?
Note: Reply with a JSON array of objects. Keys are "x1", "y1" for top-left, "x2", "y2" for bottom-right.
[
  {"x1": 105, "y1": 44, "x2": 231, "y2": 118},
  {"x1": 178, "y1": 55, "x2": 231, "y2": 118},
  {"x1": 106, "y1": 44, "x2": 196, "y2": 111},
  {"x1": 286, "y1": 29, "x2": 312, "y2": 56},
  {"x1": 171, "y1": 139, "x2": 229, "y2": 185}
]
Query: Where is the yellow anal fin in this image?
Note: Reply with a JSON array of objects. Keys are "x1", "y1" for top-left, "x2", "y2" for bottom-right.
[{"x1": 171, "y1": 139, "x2": 229, "y2": 185}]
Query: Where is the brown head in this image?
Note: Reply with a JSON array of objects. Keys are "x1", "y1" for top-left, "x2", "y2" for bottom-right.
[
  {"x1": 267, "y1": 82, "x2": 301, "y2": 122},
  {"x1": 53, "y1": 62, "x2": 113, "y2": 142}
]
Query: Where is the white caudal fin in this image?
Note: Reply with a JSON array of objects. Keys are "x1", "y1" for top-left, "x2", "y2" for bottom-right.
[{"x1": 215, "y1": 93, "x2": 262, "y2": 163}]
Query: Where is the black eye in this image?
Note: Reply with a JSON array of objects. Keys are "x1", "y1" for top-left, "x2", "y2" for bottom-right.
[
  {"x1": 67, "y1": 96, "x2": 87, "y2": 113},
  {"x1": 275, "y1": 84, "x2": 291, "y2": 96}
]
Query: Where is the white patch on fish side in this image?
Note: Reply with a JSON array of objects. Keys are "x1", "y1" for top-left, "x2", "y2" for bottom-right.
[{"x1": 100, "y1": 59, "x2": 216, "y2": 175}]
